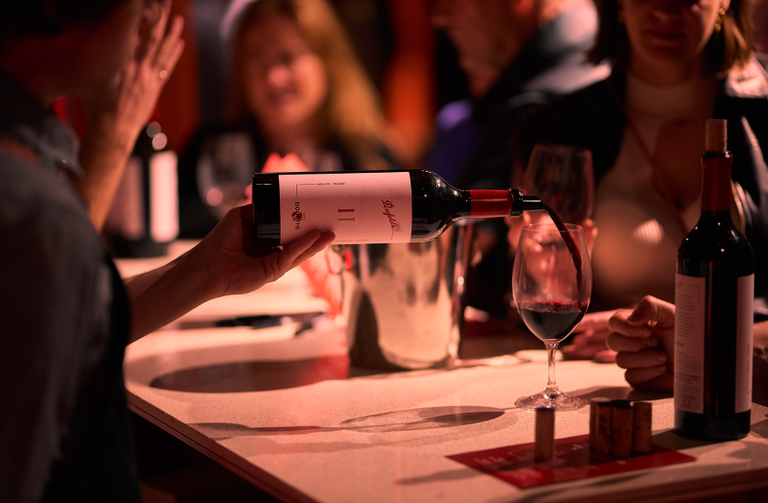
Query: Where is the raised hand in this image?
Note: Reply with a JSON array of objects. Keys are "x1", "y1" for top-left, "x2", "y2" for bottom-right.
[
  {"x1": 77, "y1": 1, "x2": 185, "y2": 230},
  {"x1": 82, "y1": 2, "x2": 185, "y2": 140}
]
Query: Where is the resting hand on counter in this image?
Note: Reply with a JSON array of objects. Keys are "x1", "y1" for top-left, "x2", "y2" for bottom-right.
[
  {"x1": 123, "y1": 204, "x2": 335, "y2": 343},
  {"x1": 605, "y1": 296, "x2": 768, "y2": 390},
  {"x1": 562, "y1": 310, "x2": 618, "y2": 362},
  {"x1": 75, "y1": 2, "x2": 185, "y2": 231},
  {"x1": 606, "y1": 296, "x2": 675, "y2": 391}
]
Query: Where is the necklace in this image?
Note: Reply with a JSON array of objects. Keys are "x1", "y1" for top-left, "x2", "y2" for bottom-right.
[{"x1": 606, "y1": 79, "x2": 695, "y2": 239}]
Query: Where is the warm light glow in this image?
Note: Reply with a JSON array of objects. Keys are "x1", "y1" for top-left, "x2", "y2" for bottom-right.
[
  {"x1": 152, "y1": 133, "x2": 168, "y2": 151},
  {"x1": 206, "y1": 188, "x2": 224, "y2": 207},
  {"x1": 632, "y1": 219, "x2": 664, "y2": 245}
]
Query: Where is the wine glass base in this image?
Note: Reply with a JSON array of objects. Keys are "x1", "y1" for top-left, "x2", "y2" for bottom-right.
[{"x1": 516, "y1": 390, "x2": 588, "y2": 412}]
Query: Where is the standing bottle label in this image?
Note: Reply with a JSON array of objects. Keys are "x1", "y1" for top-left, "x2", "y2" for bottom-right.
[
  {"x1": 674, "y1": 273, "x2": 754, "y2": 414},
  {"x1": 149, "y1": 150, "x2": 179, "y2": 243},
  {"x1": 278, "y1": 172, "x2": 412, "y2": 243},
  {"x1": 674, "y1": 273, "x2": 706, "y2": 414}
]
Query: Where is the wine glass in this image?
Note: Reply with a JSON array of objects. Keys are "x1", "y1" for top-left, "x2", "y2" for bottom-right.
[
  {"x1": 522, "y1": 144, "x2": 594, "y2": 225},
  {"x1": 196, "y1": 132, "x2": 256, "y2": 220},
  {"x1": 513, "y1": 223, "x2": 592, "y2": 411}
]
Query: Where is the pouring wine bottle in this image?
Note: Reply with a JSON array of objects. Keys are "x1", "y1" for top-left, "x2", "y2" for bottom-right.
[
  {"x1": 674, "y1": 119, "x2": 754, "y2": 440},
  {"x1": 251, "y1": 169, "x2": 549, "y2": 245}
]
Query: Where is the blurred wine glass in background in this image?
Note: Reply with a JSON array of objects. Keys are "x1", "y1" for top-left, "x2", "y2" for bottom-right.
[
  {"x1": 196, "y1": 132, "x2": 255, "y2": 219},
  {"x1": 522, "y1": 144, "x2": 594, "y2": 225}
]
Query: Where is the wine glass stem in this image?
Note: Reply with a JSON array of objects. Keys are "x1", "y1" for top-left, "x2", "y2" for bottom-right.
[{"x1": 545, "y1": 341, "x2": 559, "y2": 394}]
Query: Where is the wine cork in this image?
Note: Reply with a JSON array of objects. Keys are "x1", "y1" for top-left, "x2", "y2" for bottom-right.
[
  {"x1": 589, "y1": 397, "x2": 612, "y2": 451},
  {"x1": 534, "y1": 406, "x2": 555, "y2": 461},
  {"x1": 594, "y1": 399, "x2": 613, "y2": 455},
  {"x1": 632, "y1": 401, "x2": 653, "y2": 454},
  {"x1": 705, "y1": 119, "x2": 727, "y2": 153},
  {"x1": 611, "y1": 400, "x2": 633, "y2": 458}
]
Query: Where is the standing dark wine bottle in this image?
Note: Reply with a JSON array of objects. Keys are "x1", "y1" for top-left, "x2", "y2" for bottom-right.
[
  {"x1": 251, "y1": 169, "x2": 545, "y2": 245},
  {"x1": 105, "y1": 121, "x2": 179, "y2": 257},
  {"x1": 674, "y1": 119, "x2": 754, "y2": 440}
]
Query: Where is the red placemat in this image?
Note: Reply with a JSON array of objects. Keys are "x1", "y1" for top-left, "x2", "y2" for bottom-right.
[{"x1": 448, "y1": 434, "x2": 695, "y2": 488}]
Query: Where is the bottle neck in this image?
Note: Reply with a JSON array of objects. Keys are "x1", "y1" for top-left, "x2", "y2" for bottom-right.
[
  {"x1": 467, "y1": 189, "x2": 544, "y2": 218},
  {"x1": 701, "y1": 152, "x2": 732, "y2": 213}
]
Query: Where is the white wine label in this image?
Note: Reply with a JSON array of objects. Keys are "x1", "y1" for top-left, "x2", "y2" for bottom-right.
[
  {"x1": 674, "y1": 273, "x2": 754, "y2": 415},
  {"x1": 278, "y1": 172, "x2": 412, "y2": 244},
  {"x1": 674, "y1": 274, "x2": 706, "y2": 414},
  {"x1": 149, "y1": 151, "x2": 179, "y2": 243},
  {"x1": 735, "y1": 274, "x2": 754, "y2": 413}
]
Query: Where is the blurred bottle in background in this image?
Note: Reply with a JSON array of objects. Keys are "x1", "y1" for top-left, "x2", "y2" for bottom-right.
[{"x1": 104, "y1": 121, "x2": 179, "y2": 257}]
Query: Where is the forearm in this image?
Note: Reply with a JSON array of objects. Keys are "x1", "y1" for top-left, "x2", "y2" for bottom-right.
[
  {"x1": 124, "y1": 253, "x2": 213, "y2": 344},
  {"x1": 77, "y1": 117, "x2": 139, "y2": 231}
]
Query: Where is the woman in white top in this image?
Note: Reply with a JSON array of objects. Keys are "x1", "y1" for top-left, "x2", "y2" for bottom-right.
[{"x1": 515, "y1": 0, "x2": 768, "y2": 387}]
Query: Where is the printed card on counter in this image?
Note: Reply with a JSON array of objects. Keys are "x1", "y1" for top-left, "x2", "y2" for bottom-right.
[{"x1": 447, "y1": 434, "x2": 695, "y2": 489}]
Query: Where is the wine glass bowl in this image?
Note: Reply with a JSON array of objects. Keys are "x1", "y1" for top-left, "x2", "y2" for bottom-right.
[
  {"x1": 513, "y1": 223, "x2": 592, "y2": 411},
  {"x1": 197, "y1": 132, "x2": 256, "y2": 220},
  {"x1": 522, "y1": 144, "x2": 594, "y2": 225}
]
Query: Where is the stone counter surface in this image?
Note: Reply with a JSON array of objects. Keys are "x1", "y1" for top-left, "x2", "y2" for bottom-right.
[{"x1": 119, "y1": 247, "x2": 768, "y2": 503}]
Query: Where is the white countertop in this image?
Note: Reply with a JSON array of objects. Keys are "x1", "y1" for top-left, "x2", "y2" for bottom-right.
[{"x1": 119, "y1": 245, "x2": 768, "y2": 503}]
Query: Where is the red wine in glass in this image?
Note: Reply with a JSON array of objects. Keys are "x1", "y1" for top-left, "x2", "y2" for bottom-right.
[{"x1": 517, "y1": 300, "x2": 588, "y2": 342}]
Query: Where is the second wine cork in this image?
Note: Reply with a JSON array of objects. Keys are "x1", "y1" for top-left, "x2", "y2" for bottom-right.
[
  {"x1": 534, "y1": 406, "x2": 555, "y2": 461},
  {"x1": 611, "y1": 400, "x2": 633, "y2": 458},
  {"x1": 590, "y1": 397, "x2": 612, "y2": 451},
  {"x1": 632, "y1": 401, "x2": 653, "y2": 454}
]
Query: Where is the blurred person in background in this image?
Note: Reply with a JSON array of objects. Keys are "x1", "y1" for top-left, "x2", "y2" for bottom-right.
[
  {"x1": 0, "y1": 1, "x2": 334, "y2": 500},
  {"x1": 178, "y1": 0, "x2": 399, "y2": 238},
  {"x1": 423, "y1": 0, "x2": 608, "y2": 322},
  {"x1": 515, "y1": 0, "x2": 768, "y2": 364}
]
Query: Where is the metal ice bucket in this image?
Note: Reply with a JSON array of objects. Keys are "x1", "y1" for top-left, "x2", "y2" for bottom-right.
[{"x1": 331, "y1": 224, "x2": 473, "y2": 369}]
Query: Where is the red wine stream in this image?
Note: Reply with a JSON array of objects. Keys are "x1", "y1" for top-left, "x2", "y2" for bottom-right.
[{"x1": 542, "y1": 204, "x2": 584, "y2": 290}]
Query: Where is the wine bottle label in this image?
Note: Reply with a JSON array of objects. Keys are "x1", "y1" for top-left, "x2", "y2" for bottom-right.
[
  {"x1": 674, "y1": 274, "x2": 706, "y2": 414},
  {"x1": 674, "y1": 273, "x2": 754, "y2": 414},
  {"x1": 278, "y1": 172, "x2": 412, "y2": 244},
  {"x1": 149, "y1": 151, "x2": 179, "y2": 243}
]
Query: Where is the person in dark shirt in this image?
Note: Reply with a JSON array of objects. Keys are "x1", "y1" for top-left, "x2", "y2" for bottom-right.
[
  {"x1": 0, "y1": 2, "x2": 334, "y2": 501},
  {"x1": 423, "y1": 0, "x2": 609, "y2": 320}
]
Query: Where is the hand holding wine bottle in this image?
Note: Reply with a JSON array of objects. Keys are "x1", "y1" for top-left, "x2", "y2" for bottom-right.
[{"x1": 127, "y1": 204, "x2": 336, "y2": 339}]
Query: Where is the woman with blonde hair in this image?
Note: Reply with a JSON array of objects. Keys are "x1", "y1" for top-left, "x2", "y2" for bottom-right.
[{"x1": 180, "y1": 0, "x2": 398, "y2": 236}]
